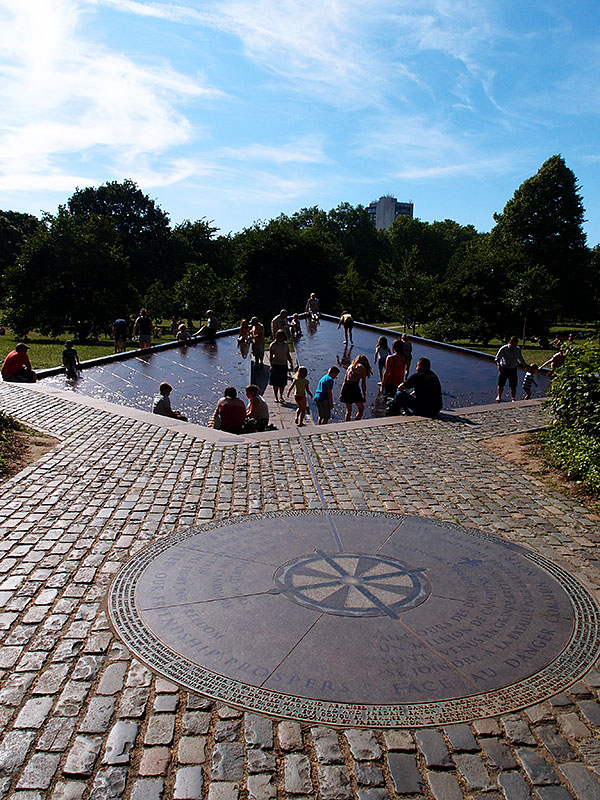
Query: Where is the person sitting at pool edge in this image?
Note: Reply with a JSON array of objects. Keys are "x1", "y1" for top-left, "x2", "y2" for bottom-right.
[
  {"x1": 212, "y1": 386, "x2": 246, "y2": 434},
  {"x1": 1, "y1": 343, "x2": 37, "y2": 383},
  {"x1": 152, "y1": 382, "x2": 187, "y2": 420},
  {"x1": 245, "y1": 384, "x2": 270, "y2": 432},
  {"x1": 387, "y1": 357, "x2": 442, "y2": 418}
]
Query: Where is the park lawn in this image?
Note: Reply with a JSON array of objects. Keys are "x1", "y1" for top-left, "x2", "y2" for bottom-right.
[
  {"x1": 376, "y1": 322, "x2": 596, "y2": 369},
  {"x1": 0, "y1": 327, "x2": 179, "y2": 370}
]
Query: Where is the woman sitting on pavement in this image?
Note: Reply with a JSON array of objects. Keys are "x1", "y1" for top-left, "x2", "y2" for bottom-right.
[{"x1": 244, "y1": 384, "x2": 270, "y2": 432}]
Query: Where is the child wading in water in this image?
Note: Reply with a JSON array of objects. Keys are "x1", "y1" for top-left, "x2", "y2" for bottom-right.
[
  {"x1": 373, "y1": 335, "x2": 391, "y2": 383},
  {"x1": 287, "y1": 366, "x2": 313, "y2": 426},
  {"x1": 522, "y1": 364, "x2": 538, "y2": 399}
]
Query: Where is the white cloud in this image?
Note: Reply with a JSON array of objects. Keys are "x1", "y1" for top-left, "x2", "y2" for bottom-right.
[
  {"x1": 0, "y1": 0, "x2": 220, "y2": 190},
  {"x1": 215, "y1": 137, "x2": 326, "y2": 165}
]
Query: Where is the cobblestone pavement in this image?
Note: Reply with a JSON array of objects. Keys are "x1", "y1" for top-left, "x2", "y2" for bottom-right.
[{"x1": 0, "y1": 381, "x2": 600, "y2": 800}]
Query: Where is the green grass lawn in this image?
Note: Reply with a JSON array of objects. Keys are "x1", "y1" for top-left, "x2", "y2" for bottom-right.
[
  {"x1": 375, "y1": 322, "x2": 596, "y2": 369},
  {"x1": 0, "y1": 326, "x2": 181, "y2": 370}
]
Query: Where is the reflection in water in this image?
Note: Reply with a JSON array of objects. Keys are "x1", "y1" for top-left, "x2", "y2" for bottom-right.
[
  {"x1": 294, "y1": 319, "x2": 550, "y2": 421},
  {"x1": 41, "y1": 319, "x2": 549, "y2": 425},
  {"x1": 42, "y1": 337, "x2": 251, "y2": 425}
]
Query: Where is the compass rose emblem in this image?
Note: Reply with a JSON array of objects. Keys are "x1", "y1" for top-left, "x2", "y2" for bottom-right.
[{"x1": 274, "y1": 552, "x2": 430, "y2": 618}]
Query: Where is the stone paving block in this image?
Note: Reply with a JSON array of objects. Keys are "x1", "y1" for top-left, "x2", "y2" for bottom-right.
[
  {"x1": 54, "y1": 682, "x2": 90, "y2": 717},
  {"x1": 383, "y1": 729, "x2": 414, "y2": 751},
  {"x1": 444, "y1": 723, "x2": 479, "y2": 752},
  {"x1": 535, "y1": 788, "x2": 575, "y2": 800},
  {"x1": 16, "y1": 752, "x2": 61, "y2": 789},
  {"x1": 247, "y1": 747, "x2": 276, "y2": 774},
  {"x1": 130, "y1": 778, "x2": 164, "y2": 800},
  {"x1": 50, "y1": 782, "x2": 86, "y2": 800},
  {"x1": 311, "y1": 726, "x2": 343, "y2": 763},
  {"x1": 211, "y1": 742, "x2": 244, "y2": 781},
  {"x1": 0, "y1": 730, "x2": 35, "y2": 774},
  {"x1": 103, "y1": 720, "x2": 138, "y2": 764},
  {"x1": 577, "y1": 700, "x2": 600, "y2": 727},
  {"x1": 215, "y1": 718, "x2": 241, "y2": 743},
  {"x1": 186, "y1": 693, "x2": 213, "y2": 711},
  {"x1": 454, "y1": 752, "x2": 494, "y2": 791},
  {"x1": 473, "y1": 718, "x2": 502, "y2": 735},
  {"x1": 498, "y1": 772, "x2": 534, "y2": 799},
  {"x1": 344, "y1": 729, "x2": 380, "y2": 760},
  {"x1": 427, "y1": 771, "x2": 463, "y2": 800},
  {"x1": 38, "y1": 717, "x2": 76, "y2": 751},
  {"x1": 154, "y1": 694, "x2": 178, "y2": 713},
  {"x1": 144, "y1": 714, "x2": 175, "y2": 745},
  {"x1": 89, "y1": 767, "x2": 127, "y2": 799},
  {"x1": 63, "y1": 736, "x2": 103, "y2": 777},
  {"x1": 80, "y1": 696, "x2": 116, "y2": 733},
  {"x1": 559, "y1": 762, "x2": 600, "y2": 799},
  {"x1": 415, "y1": 729, "x2": 451, "y2": 767},
  {"x1": 14, "y1": 696, "x2": 54, "y2": 729},
  {"x1": 118, "y1": 687, "x2": 150, "y2": 718},
  {"x1": 182, "y1": 711, "x2": 211, "y2": 736},
  {"x1": 173, "y1": 766, "x2": 204, "y2": 799},
  {"x1": 247, "y1": 772, "x2": 277, "y2": 800},
  {"x1": 244, "y1": 713, "x2": 274, "y2": 748},
  {"x1": 357, "y1": 790, "x2": 389, "y2": 800},
  {"x1": 388, "y1": 751, "x2": 423, "y2": 794},
  {"x1": 217, "y1": 703, "x2": 242, "y2": 719},
  {"x1": 207, "y1": 783, "x2": 239, "y2": 800},
  {"x1": 502, "y1": 714, "x2": 537, "y2": 745},
  {"x1": 177, "y1": 736, "x2": 206, "y2": 764},
  {"x1": 515, "y1": 747, "x2": 560, "y2": 785},
  {"x1": 317, "y1": 764, "x2": 353, "y2": 800},
  {"x1": 481, "y1": 736, "x2": 518, "y2": 769},
  {"x1": 72, "y1": 654, "x2": 104, "y2": 681},
  {"x1": 557, "y1": 713, "x2": 591, "y2": 739},
  {"x1": 277, "y1": 720, "x2": 303, "y2": 751},
  {"x1": 96, "y1": 662, "x2": 128, "y2": 695},
  {"x1": 354, "y1": 762, "x2": 384, "y2": 787},
  {"x1": 139, "y1": 747, "x2": 171, "y2": 776},
  {"x1": 535, "y1": 725, "x2": 576, "y2": 762},
  {"x1": 284, "y1": 752, "x2": 312, "y2": 794}
]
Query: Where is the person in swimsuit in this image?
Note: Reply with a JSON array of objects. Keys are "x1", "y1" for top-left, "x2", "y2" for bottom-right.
[
  {"x1": 339, "y1": 354, "x2": 372, "y2": 421},
  {"x1": 287, "y1": 365, "x2": 313, "y2": 426}
]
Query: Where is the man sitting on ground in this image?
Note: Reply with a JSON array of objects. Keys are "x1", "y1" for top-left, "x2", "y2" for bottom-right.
[
  {"x1": 152, "y1": 382, "x2": 187, "y2": 420},
  {"x1": 387, "y1": 357, "x2": 442, "y2": 418},
  {"x1": 1, "y1": 343, "x2": 37, "y2": 383},
  {"x1": 212, "y1": 386, "x2": 246, "y2": 434}
]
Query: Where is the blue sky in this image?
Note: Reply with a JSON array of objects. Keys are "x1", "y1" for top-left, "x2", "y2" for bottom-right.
[{"x1": 1, "y1": 0, "x2": 599, "y2": 245}]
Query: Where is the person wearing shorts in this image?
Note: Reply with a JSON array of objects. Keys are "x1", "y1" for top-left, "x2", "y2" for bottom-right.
[
  {"x1": 133, "y1": 308, "x2": 154, "y2": 349},
  {"x1": 495, "y1": 336, "x2": 526, "y2": 402},
  {"x1": 338, "y1": 312, "x2": 354, "y2": 345},
  {"x1": 314, "y1": 366, "x2": 340, "y2": 424}
]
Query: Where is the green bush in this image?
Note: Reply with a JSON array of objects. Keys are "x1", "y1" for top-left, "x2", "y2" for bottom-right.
[
  {"x1": 0, "y1": 411, "x2": 18, "y2": 475},
  {"x1": 546, "y1": 341, "x2": 600, "y2": 436},
  {"x1": 541, "y1": 426, "x2": 600, "y2": 495},
  {"x1": 542, "y1": 340, "x2": 600, "y2": 495}
]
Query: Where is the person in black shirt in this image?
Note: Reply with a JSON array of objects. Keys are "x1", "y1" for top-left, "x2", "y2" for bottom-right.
[{"x1": 388, "y1": 357, "x2": 442, "y2": 418}]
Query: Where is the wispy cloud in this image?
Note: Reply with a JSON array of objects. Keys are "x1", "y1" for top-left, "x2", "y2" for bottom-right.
[{"x1": 0, "y1": 0, "x2": 220, "y2": 189}]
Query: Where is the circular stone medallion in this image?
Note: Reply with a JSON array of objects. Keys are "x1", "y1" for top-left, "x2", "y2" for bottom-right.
[{"x1": 108, "y1": 511, "x2": 600, "y2": 727}]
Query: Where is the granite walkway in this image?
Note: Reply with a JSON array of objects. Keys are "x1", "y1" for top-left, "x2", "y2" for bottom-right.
[{"x1": 0, "y1": 381, "x2": 599, "y2": 800}]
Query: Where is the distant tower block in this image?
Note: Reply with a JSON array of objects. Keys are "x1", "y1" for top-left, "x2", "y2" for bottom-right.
[{"x1": 368, "y1": 195, "x2": 414, "y2": 229}]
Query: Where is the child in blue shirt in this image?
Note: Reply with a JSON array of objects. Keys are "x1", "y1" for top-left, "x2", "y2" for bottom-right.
[{"x1": 314, "y1": 366, "x2": 340, "y2": 425}]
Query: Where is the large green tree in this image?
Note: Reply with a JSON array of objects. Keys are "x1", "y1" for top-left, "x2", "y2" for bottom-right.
[
  {"x1": 67, "y1": 179, "x2": 174, "y2": 291},
  {"x1": 4, "y1": 209, "x2": 135, "y2": 338},
  {"x1": 0, "y1": 211, "x2": 42, "y2": 278},
  {"x1": 491, "y1": 155, "x2": 590, "y2": 318}
]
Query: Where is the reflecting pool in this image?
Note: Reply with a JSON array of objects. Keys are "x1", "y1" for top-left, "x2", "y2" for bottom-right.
[{"x1": 41, "y1": 318, "x2": 549, "y2": 425}]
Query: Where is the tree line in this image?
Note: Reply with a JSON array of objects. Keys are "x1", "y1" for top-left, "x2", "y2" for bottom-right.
[{"x1": 0, "y1": 155, "x2": 598, "y2": 344}]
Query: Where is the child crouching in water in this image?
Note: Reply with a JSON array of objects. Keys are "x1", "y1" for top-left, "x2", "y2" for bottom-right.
[
  {"x1": 287, "y1": 365, "x2": 313, "y2": 426},
  {"x1": 522, "y1": 364, "x2": 538, "y2": 399}
]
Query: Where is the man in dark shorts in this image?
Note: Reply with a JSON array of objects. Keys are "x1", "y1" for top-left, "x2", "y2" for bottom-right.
[
  {"x1": 388, "y1": 357, "x2": 442, "y2": 418},
  {"x1": 113, "y1": 318, "x2": 128, "y2": 352},
  {"x1": 1, "y1": 343, "x2": 37, "y2": 383},
  {"x1": 495, "y1": 335, "x2": 526, "y2": 402}
]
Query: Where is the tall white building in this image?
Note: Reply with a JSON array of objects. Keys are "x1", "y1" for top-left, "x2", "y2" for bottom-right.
[{"x1": 368, "y1": 196, "x2": 414, "y2": 229}]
